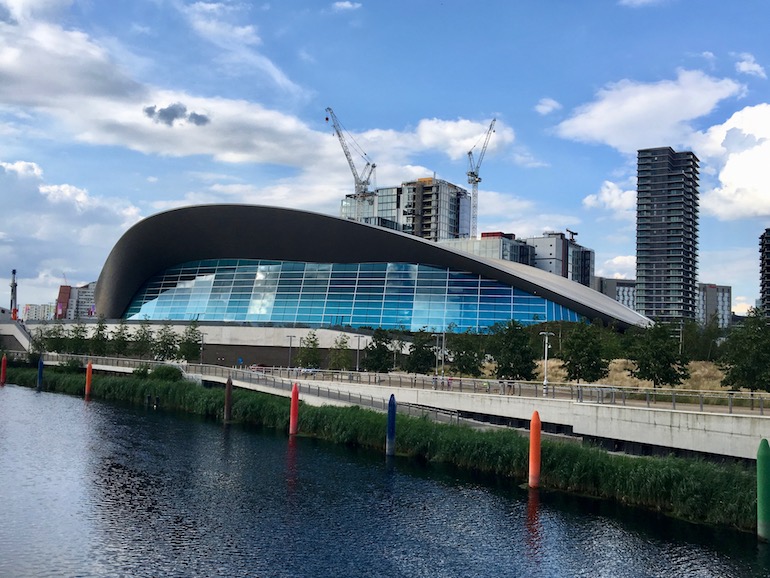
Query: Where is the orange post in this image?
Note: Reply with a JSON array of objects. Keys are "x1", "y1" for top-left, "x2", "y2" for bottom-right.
[
  {"x1": 0, "y1": 353, "x2": 6, "y2": 386},
  {"x1": 85, "y1": 360, "x2": 93, "y2": 399},
  {"x1": 289, "y1": 382, "x2": 299, "y2": 435},
  {"x1": 528, "y1": 410, "x2": 541, "y2": 488}
]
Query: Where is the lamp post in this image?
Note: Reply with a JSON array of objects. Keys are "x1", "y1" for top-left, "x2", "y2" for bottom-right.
[
  {"x1": 355, "y1": 335, "x2": 364, "y2": 371},
  {"x1": 199, "y1": 332, "x2": 206, "y2": 365},
  {"x1": 539, "y1": 331, "x2": 554, "y2": 387},
  {"x1": 287, "y1": 335, "x2": 296, "y2": 369}
]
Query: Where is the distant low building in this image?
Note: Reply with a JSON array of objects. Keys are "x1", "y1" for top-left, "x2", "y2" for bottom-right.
[
  {"x1": 594, "y1": 277, "x2": 637, "y2": 311},
  {"x1": 438, "y1": 232, "x2": 535, "y2": 266},
  {"x1": 595, "y1": 276, "x2": 732, "y2": 328},
  {"x1": 524, "y1": 230, "x2": 594, "y2": 287},
  {"x1": 696, "y1": 283, "x2": 731, "y2": 328},
  {"x1": 55, "y1": 281, "x2": 97, "y2": 320},
  {"x1": 23, "y1": 303, "x2": 56, "y2": 321}
]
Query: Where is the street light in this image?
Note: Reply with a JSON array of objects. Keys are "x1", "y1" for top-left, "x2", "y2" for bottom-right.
[
  {"x1": 355, "y1": 335, "x2": 363, "y2": 371},
  {"x1": 539, "y1": 331, "x2": 555, "y2": 387},
  {"x1": 432, "y1": 333, "x2": 441, "y2": 377},
  {"x1": 287, "y1": 335, "x2": 296, "y2": 368}
]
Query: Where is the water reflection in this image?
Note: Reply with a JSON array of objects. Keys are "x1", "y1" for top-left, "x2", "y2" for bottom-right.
[
  {"x1": 1, "y1": 384, "x2": 769, "y2": 578},
  {"x1": 526, "y1": 488, "x2": 544, "y2": 564}
]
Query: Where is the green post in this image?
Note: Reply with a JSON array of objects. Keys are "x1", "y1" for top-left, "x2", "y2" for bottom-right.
[{"x1": 758, "y1": 439, "x2": 770, "y2": 541}]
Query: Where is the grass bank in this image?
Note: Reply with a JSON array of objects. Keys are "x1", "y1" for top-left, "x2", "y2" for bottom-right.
[{"x1": 6, "y1": 366, "x2": 757, "y2": 532}]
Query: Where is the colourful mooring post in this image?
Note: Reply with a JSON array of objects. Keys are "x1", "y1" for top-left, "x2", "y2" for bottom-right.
[
  {"x1": 758, "y1": 439, "x2": 770, "y2": 541},
  {"x1": 85, "y1": 360, "x2": 93, "y2": 399},
  {"x1": 528, "y1": 410, "x2": 542, "y2": 489},
  {"x1": 289, "y1": 383, "x2": 299, "y2": 435},
  {"x1": 386, "y1": 394, "x2": 396, "y2": 457},
  {"x1": 224, "y1": 377, "x2": 233, "y2": 422},
  {"x1": 0, "y1": 353, "x2": 7, "y2": 386},
  {"x1": 36, "y1": 358, "x2": 44, "y2": 391}
]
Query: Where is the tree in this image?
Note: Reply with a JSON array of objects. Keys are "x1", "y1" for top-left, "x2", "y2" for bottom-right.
[
  {"x1": 44, "y1": 321, "x2": 66, "y2": 353},
  {"x1": 153, "y1": 323, "x2": 179, "y2": 360},
  {"x1": 294, "y1": 330, "x2": 322, "y2": 369},
  {"x1": 110, "y1": 318, "x2": 130, "y2": 357},
  {"x1": 178, "y1": 321, "x2": 203, "y2": 362},
  {"x1": 403, "y1": 329, "x2": 435, "y2": 374},
  {"x1": 628, "y1": 322, "x2": 689, "y2": 387},
  {"x1": 90, "y1": 316, "x2": 109, "y2": 356},
  {"x1": 328, "y1": 334, "x2": 352, "y2": 370},
  {"x1": 29, "y1": 326, "x2": 45, "y2": 355},
  {"x1": 389, "y1": 327, "x2": 410, "y2": 370},
  {"x1": 362, "y1": 329, "x2": 392, "y2": 372},
  {"x1": 487, "y1": 320, "x2": 536, "y2": 380},
  {"x1": 446, "y1": 329, "x2": 485, "y2": 377},
  {"x1": 132, "y1": 318, "x2": 154, "y2": 359},
  {"x1": 67, "y1": 320, "x2": 89, "y2": 354},
  {"x1": 718, "y1": 308, "x2": 770, "y2": 391},
  {"x1": 561, "y1": 322, "x2": 609, "y2": 383},
  {"x1": 681, "y1": 316, "x2": 721, "y2": 361}
]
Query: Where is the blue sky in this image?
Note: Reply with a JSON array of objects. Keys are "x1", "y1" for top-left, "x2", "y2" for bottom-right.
[{"x1": 1, "y1": 0, "x2": 769, "y2": 316}]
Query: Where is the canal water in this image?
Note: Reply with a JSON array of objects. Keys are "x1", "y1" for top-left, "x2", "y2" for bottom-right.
[{"x1": 1, "y1": 384, "x2": 769, "y2": 578}]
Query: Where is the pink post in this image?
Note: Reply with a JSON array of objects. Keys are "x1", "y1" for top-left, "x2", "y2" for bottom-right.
[
  {"x1": 289, "y1": 382, "x2": 299, "y2": 435},
  {"x1": 0, "y1": 353, "x2": 6, "y2": 386}
]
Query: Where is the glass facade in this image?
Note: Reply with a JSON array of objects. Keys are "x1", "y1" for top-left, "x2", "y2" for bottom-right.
[{"x1": 125, "y1": 259, "x2": 582, "y2": 331}]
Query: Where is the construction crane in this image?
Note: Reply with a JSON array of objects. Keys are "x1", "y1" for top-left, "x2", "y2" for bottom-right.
[
  {"x1": 325, "y1": 107, "x2": 376, "y2": 197},
  {"x1": 466, "y1": 118, "x2": 496, "y2": 238}
]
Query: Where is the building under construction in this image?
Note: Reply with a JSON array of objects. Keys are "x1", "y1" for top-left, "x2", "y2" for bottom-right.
[{"x1": 340, "y1": 177, "x2": 470, "y2": 242}]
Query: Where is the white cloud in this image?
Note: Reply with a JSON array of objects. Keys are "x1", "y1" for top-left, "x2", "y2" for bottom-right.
[
  {"x1": 534, "y1": 97, "x2": 562, "y2": 116},
  {"x1": 415, "y1": 118, "x2": 513, "y2": 161},
  {"x1": 734, "y1": 52, "x2": 767, "y2": 79},
  {"x1": 596, "y1": 255, "x2": 636, "y2": 279},
  {"x1": 511, "y1": 149, "x2": 548, "y2": 168},
  {"x1": 556, "y1": 69, "x2": 744, "y2": 153},
  {"x1": 0, "y1": 0, "x2": 72, "y2": 23},
  {"x1": 618, "y1": 0, "x2": 667, "y2": 6},
  {"x1": 583, "y1": 180, "x2": 636, "y2": 221},
  {"x1": 332, "y1": 2, "x2": 361, "y2": 11},
  {"x1": 0, "y1": 160, "x2": 42, "y2": 177},
  {"x1": 0, "y1": 160, "x2": 140, "y2": 303},
  {"x1": 699, "y1": 103, "x2": 770, "y2": 219},
  {"x1": 182, "y1": 2, "x2": 262, "y2": 49},
  {"x1": 177, "y1": 2, "x2": 303, "y2": 95}
]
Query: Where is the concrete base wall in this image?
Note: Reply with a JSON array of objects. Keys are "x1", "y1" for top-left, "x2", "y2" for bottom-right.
[{"x1": 282, "y1": 379, "x2": 770, "y2": 460}]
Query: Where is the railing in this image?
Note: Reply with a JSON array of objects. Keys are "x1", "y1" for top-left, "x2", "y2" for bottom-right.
[
  {"x1": 15, "y1": 352, "x2": 770, "y2": 419},
  {"x1": 31, "y1": 353, "x2": 464, "y2": 424}
]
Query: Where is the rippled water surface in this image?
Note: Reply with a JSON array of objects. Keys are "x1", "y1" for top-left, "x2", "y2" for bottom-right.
[{"x1": 1, "y1": 384, "x2": 769, "y2": 577}]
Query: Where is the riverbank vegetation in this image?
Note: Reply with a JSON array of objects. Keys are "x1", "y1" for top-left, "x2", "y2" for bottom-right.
[{"x1": 6, "y1": 365, "x2": 757, "y2": 533}]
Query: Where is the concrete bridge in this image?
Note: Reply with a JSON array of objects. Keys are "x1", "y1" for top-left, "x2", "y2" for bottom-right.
[{"x1": 29, "y1": 353, "x2": 770, "y2": 462}]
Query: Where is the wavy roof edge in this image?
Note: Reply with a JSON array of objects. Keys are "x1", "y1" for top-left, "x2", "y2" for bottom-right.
[{"x1": 95, "y1": 203, "x2": 652, "y2": 329}]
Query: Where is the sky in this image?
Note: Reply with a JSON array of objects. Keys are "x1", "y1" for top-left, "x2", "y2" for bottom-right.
[{"x1": 1, "y1": 0, "x2": 769, "y2": 317}]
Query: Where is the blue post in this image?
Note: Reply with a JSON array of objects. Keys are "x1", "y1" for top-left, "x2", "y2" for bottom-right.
[
  {"x1": 386, "y1": 394, "x2": 396, "y2": 457},
  {"x1": 36, "y1": 357, "x2": 44, "y2": 391}
]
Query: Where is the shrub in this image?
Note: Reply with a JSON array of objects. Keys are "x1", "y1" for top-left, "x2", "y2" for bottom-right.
[
  {"x1": 150, "y1": 364, "x2": 184, "y2": 382},
  {"x1": 133, "y1": 364, "x2": 151, "y2": 378},
  {"x1": 60, "y1": 358, "x2": 83, "y2": 373}
]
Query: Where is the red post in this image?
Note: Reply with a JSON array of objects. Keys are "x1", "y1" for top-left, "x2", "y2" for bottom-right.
[
  {"x1": 528, "y1": 410, "x2": 541, "y2": 489},
  {"x1": 289, "y1": 382, "x2": 299, "y2": 435},
  {"x1": 85, "y1": 360, "x2": 93, "y2": 399},
  {"x1": 0, "y1": 353, "x2": 6, "y2": 386}
]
